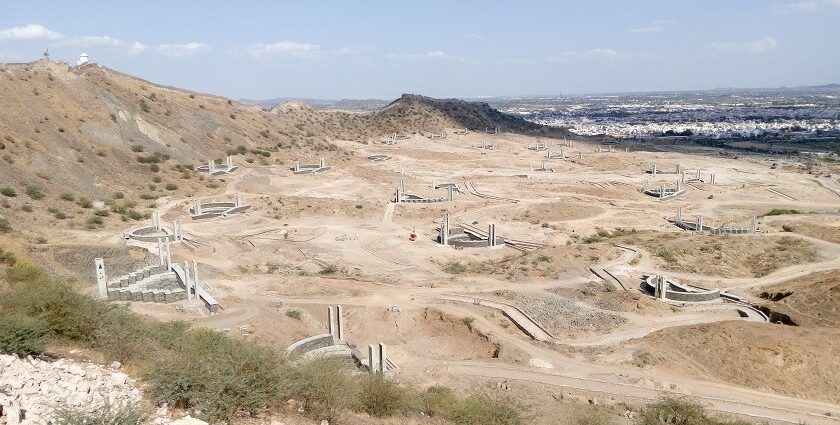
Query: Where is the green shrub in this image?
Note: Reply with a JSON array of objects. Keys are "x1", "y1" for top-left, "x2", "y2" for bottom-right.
[
  {"x1": 357, "y1": 374, "x2": 411, "y2": 417},
  {"x1": 0, "y1": 314, "x2": 50, "y2": 356},
  {"x1": 54, "y1": 402, "x2": 147, "y2": 425},
  {"x1": 658, "y1": 248, "x2": 677, "y2": 264},
  {"x1": 145, "y1": 328, "x2": 289, "y2": 423},
  {"x1": 0, "y1": 217, "x2": 9, "y2": 233},
  {"x1": 319, "y1": 264, "x2": 338, "y2": 275},
  {"x1": 291, "y1": 357, "x2": 356, "y2": 422},
  {"x1": 419, "y1": 385, "x2": 458, "y2": 418},
  {"x1": 764, "y1": 208, "x2": 801, "y2": 216},
  {"x1": 25, "y1": 185, "x2": 45, "y2": 200},
  {"x1": 634, "y1": 396, "x2": 752, "y2": 425},
  {"x1": 583, "y1": 234, "x2": 604, "y2": 244},
  {"x1": 76, "y1": 197, "x2": 92, "y2": 208},
  {"x1": 60, "y1": 193, "x2": 75, "y2": 201},
  {"x1": 0, "y1": 187, "x2": 16, "y2": 197},
  {"x1": 92, "y1": 307, "x2": 153, "y2": 364},
  {"x1": 446, "y1": 394, "x2": 524, "y2": 425},
  {"x1": 165, "y1": 183, "x2": 177, "y2": 191},
  {"x1": 113, "y1": 191, "x2": 125, "y2": 199},
  {"x1": 444, "y1": 261, "x2": 466, "y2": 274},
  {"x1": 1, "y1": 261, "x2": 105, "y2": 341},
  {"x1": 286, "y1": 309, "x2": 302, "y2": 320}
]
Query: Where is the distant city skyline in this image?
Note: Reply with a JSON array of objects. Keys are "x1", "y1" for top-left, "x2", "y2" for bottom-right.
[{"x1": 1, "y1": 0, "x2": 838, "y2": 100}]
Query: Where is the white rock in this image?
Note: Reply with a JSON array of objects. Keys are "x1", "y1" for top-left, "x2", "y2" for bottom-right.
[{"x1": 169, "y1": 415, "x2": 209, "y2": 425}]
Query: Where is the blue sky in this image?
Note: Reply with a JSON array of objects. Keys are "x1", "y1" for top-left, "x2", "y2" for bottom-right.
[{"x1": 1, "y1": 1, "x2": 838, "y2": 100}]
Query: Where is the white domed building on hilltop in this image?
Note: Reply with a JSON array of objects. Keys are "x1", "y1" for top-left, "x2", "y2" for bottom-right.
[{"x1": 77, "y1": 53, "x2": 90, "y2": 66}]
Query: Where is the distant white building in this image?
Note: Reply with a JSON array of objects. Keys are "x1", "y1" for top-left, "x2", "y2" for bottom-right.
[{"x1": 77, "y1": 53, "x2": 90, "y2": 66}]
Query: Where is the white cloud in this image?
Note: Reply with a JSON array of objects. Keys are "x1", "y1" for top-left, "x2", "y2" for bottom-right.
[
  {"x1": 586, "y1": 48, "x2": 619, "y2": 58},
  {"x1": 129, "y1": 42, "x2": 147, "y2": 54},
  {"x1": 548, "y1": 48, "x2": 620, "y2": 61},
  {"x1": 0, "y1": 24, "x2": 62, "y2": 41},
  {"x1": 63, "y1": 35, "x2": 126, "y2": 47},
  {"x1": 157, "y1": 42, "x2": 210, "y2": 57},
  {"x1": 387, "y1": 50, "x2": 453, "y2": 60},
  {"x1": 629, "y1": 26, "x2": 664, "y2": 33},
  {"x1": 784, "y1": 0, "x2": 840, "y2": 11},
  {"x1": 707, "y1": 36, "x2": 778, "y2": 54},
  {"x1": 247, "y1": 41, "x2": 321, "y2": 58},
  {"x1": 629, "y1": 19, "x2": 676, "y2": 34}
]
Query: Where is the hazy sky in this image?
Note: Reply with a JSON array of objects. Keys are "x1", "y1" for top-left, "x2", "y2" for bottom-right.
[{"x1": 1, "y1": 1, "x2": 839, "y2": 100}]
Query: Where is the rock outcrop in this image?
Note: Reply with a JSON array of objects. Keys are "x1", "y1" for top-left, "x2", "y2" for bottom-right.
[{"x1": 0, "y1": 354, "x2": 142, "y2": 424}]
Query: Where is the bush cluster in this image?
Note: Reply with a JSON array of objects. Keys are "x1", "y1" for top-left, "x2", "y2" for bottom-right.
[{"x1": 0, "y1": 261, "x2": 526, "y2": 424}]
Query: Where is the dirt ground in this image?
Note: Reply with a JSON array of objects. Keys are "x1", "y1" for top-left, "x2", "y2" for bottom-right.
[{"x1": 10, "y1": 125, "x2": 840, "y2": 424}]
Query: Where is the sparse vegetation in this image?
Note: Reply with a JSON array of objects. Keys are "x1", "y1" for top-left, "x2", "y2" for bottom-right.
[
  {"x1": 444, "y1": 261, "x2": 467, "y2": 274},
  {"x1": 54, "y1": 403, "x2": 147, "y2": 425},
  {"x1": 0, "y1": 188, "x2": 16, "y2": 197},
  {"x1": 658, "y1": 247, "x2": 677, "y2": 264},
  {"x1": 635, "y1": 397, "x2": 751, "y2": 425},
  {"x1": 285, "y1": 309, "x2": 302, "y2": 320},
  {"x1": 25, "y1": 185, "x2": 45, "y2": 200},
  {"x1": 763, "y1": 208, "x2": 801, "y2": 216},
  {"x1": 319, "y1": 264, "x2": 338, "y2": 275}
]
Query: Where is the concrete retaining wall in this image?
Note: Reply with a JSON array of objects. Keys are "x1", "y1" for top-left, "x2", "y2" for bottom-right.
[{"x1": 286, "y1": 334, "x2": 335, "y2": 358}]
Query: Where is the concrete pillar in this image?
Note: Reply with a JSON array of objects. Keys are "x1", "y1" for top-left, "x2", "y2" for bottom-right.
[
  {"x1": 192, "y1": 260, "x2": 199, "y2": 300},
  {"x1": 697, "y1": 169, "x2": 701, "y2": 180},
  {"x1": 447, "y1": 186, "x2": 454, "y2": 201},
  {"x1": 681, "y1": 171, "x2": 686, "y2": 183},
  {"x1": 660, "y1": 185, "x2": 665, "y2": 199},
  {"x1": 659, "y1": 276, "x2": 668, "y2": 300},
  {"x1": 157, "y1": 239, "x2": 165, "y2": 266},
  {"x1": 293, "y1": 161, "x2": 300, "y2": 172},
  {"x1": 676, "y1": 180, "x2": 681, "y2": 192},
  {"x1": 172, "y1": 221, "x2": 178, "y2": 241},
  {"x1": 711, "y1": 173, "x2": 716, "y2": 185},
  {"x1": 560, "y1": 148, "x2": 564, "y2": 158},
  {"x1": 183, "y1": 261, "x2": 192, "y2": 300},
  {"x1": 676, "y1": 164, "x2": 681, "y2": 174},
  {"x1": 378, "y1": 343, "x2": 387, "y2": 374},
  {"x1": 440, "y1": 214, "x2": 449, "y2": 245},
  {"x1": 208, "y1": 160, "x2": 215, "y2": 174},
  {"x1": 368, "y1": 344, "x2": 376, "y2": 373},
  {"x1": 165, "y1": 241, "x2": 172, "y2": 270},
  {"x1": 327, "y1": 306, "x2": 335, "y2": 337},
  {"x1": 319, "y1": 158, "x2": 325, "y2": 169},
  {"x1": 677, "y1": 206, "x2": 683, "y2": 223},
  {"x1": 152, "y1": 211, "x2": 160, "y2": 230},
  {"x1": 697, "y1": 216, "x2": 704, "y2": 233},
  {"x1": 625, "y1": 146, "x2": 629, "y2": 153},
  {"x1": 227, "y1": 155, "x2": 233, "y2": 168},
  {"x1": 95, "y1": 258, "x2": 107, "y2": 299},
  {"x1": 234, "y1": 192, "x2": 241, "y2": 207},
  {"x1": 337, "y1": 305, "x2": 344, "y2": 340},
  {"x1": 750, "y1": 216, "x2": 757, "y2": 233},
  {"x1": 653, "y1": 163, "x2": 657, "y2": 176},
  {"x1": 578, "y1": 152, "x2": 582, "y2": 159},
  {"x1": 488, "y1": 223, "x2": 497, "y2": 247}
]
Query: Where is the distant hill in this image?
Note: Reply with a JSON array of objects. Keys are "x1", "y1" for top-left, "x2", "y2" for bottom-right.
[
  {"x1": 239, "y1": 97, "x2": 389, "y2": 111},
  {"x1": 269, "y1": 93, "x2": 565, "y2": 141}
]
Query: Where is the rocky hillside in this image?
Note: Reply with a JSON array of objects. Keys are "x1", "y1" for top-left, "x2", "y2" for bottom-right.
[
  {"x1": 0, "y1": 60, "x2": 559, "y2": 239},
  {"x1": 270, "y1": 94, "x2": 565, "y2": 141},
  {"x1": 0, "y1": 60, "x2": 342, "y2": 237}
]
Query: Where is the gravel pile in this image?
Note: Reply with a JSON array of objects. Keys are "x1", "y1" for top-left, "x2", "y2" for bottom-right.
[{"x1": 0, "y1": 353, "x2": 142, "y2": 424}]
